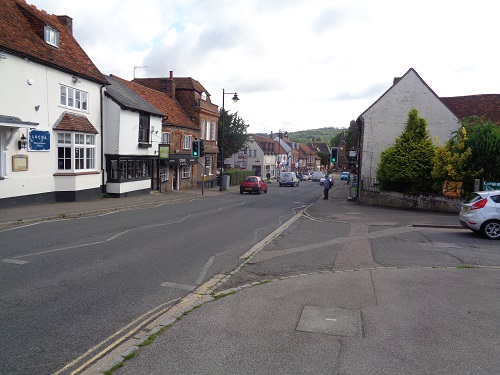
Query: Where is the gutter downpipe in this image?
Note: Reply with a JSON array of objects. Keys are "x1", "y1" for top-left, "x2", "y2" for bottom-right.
[{"x1": 100, "y1": 84, "x2": 106, "y2": 194}]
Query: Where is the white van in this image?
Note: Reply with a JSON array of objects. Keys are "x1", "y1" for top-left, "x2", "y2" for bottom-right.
[
  {"x1": 311, "y1": 171, "x2": 325, "y2": 182},
  {"x1": 279, "y1": 172, "x2": 299, "y2": 187}
]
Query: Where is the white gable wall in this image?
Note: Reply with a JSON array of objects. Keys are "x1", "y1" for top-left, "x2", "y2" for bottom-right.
[
  {"x1": 0, "y1": 53, "x2": 102, "y2": 202},
  {"x1": 361, "y1": 70, "x2": 460, "y2": 180}
]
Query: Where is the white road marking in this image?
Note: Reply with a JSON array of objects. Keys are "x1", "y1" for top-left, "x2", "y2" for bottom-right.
[
  {"x1": 2, "y1": 258, "x2": 29, "y2": 265},
  {"x1": 196, "y1": 256, "x2": 215, "y2": 285}
]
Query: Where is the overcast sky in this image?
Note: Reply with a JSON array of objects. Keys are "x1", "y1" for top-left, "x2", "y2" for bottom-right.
[{"x1": 29, "y1": 0, "x2": 500, "y2": 135}]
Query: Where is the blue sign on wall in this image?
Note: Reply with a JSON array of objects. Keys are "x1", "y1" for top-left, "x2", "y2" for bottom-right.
[{"x1": 29, "y1": 130, "x2": 50, "y2": 151}]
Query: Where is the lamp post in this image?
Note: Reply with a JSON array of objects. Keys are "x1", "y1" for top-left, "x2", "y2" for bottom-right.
[{"x1": 219, "y1": 89, "x2": 239, "y2": 191}]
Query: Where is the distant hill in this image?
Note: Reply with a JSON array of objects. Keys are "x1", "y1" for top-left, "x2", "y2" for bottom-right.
[
  {"x1": 254, "y1": 127, "x2": 346, "y2": 144},
  {"x1": 289, "y1": 127, "x2": 345, "y2": 143}
]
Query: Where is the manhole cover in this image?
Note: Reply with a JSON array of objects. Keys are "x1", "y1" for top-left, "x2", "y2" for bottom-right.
[{"x1": 296, "y1": 305, "x2": 362, "y2": 337}]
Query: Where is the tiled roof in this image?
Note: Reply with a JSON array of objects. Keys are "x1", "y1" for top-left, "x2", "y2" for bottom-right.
[
  {"x1": 111, "y1": 75, "x2": 197, "y2": 129},
  {"x1": 440, "y1": 94, "x2": 500, "y2": 125},
  {"x1": 0, "y1": 0, "x2": 108, "y2": 85},
  {"x1": 252, "y1": 134, "x2": 283, "y2": 154},
  {"x1": 105, "y1": 75, "x2": 165, "y2": 117},
  {"x1": 308, "y1": 142, "x2": 330, "y2": 154},
  {"x1": 133, "y1": 77, "x2": 212, "y2": 99},
  {"x1": 298, "y1": 143, "x2": 319, "y2": 159},
  {"x1": 53, "y1": 112, "x2": 98, "y2": 134}
]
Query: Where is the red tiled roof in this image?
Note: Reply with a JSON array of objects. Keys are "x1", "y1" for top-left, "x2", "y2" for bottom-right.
[
  {"x1": 252, "y1": 134, "x2": 283, "y2": 154},
  {"x1": 53, "y1": 112, "x2": 98, "y2": 134},
  {"x1": 111, "y1": 75, "x2": 197, "y2": 130},
  {"x1": 440, "y1": 94, "x2": 500, "y2": 125},
  {"x1": 0, "y1": 0, "x2": 108, "y2": 85},
  {"x1": 133, "y1": 77, "x2": 212, "y2": 100}
]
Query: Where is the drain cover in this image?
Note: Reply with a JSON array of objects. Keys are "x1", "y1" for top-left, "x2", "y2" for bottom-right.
[{"x1": 296, "y1": 305, "x2": 362, "y2": 337}]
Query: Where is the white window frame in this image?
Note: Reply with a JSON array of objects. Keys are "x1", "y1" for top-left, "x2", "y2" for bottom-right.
[
  {"x1": 60, "y1": 85, "x2": 88, "y2": 112},
  {"x1": 183, "y1": 135, "x2": 192, "y2": 150},
  {"x1": 211, "y1": 121, "x2": 216, "y2": 141},
  {"x1": 160, "y1": 165, "x2": 169, "y2": 182},
  {"x1": 201, "y1": 120, "x2": 206, "y2": 140},
  {"x1": 161, "y1": 132, "x2": 170, "y2": 144},
  {"x1": 57, "y1": 132, "x2": 96, "y2": 172},
  {"x1": 44, "y1": 25, "x2": 59, "y2": 47},
  {"x1": 182, "y1": 165, "x2": 191, "y2": 178}
]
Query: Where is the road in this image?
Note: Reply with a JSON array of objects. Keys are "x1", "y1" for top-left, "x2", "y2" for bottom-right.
[{"x1": 0, "y1": 180, "x2": 319, "y2": 375}]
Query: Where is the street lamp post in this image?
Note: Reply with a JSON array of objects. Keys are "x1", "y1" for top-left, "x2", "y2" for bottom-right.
[{"x1": 219, "y1": 89, "x2": 239, "y2": 191}]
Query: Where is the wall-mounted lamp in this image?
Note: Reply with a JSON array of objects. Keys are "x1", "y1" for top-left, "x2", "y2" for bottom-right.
[
  {"x1": 35, "y1": 105, "x2": 40, "y2": 112},
  {"x1": 72, "y1": 76, "x2": 81, "y2": 83},
  {"x1": 18, "y1": 134, "x2": 27, "y2": 150}
]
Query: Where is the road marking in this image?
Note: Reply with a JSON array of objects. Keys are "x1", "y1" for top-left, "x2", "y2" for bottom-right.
[
  {"x1": 2, "y1": 258, "x2": 29, "y2": 265},
  {"x1": 8, "y1": 230, "x2": 130, "y2": 260},
  {"x1": 161, "y1": 282, "x2": 195, "y2": 291},
  {"x1": 240, "y1": 206, "x2": 307, "y2": 259},
  {"x1": 52, "y1": 297, "x2": 181, "y2": 375},
  {"x1": 196, "y1": 256, "x2": 215, "y2": 285},
  {"x1": 325, "y1": 318, "x2": 337, "y2": 321}
]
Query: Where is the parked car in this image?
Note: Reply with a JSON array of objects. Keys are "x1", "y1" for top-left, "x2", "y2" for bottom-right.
[
  {"x1": 240, "y1": 176, "x2": 268, "y2": 194},
  {"x1": 279, "y1": 172, "x2": 299, "y2": 187},
  {"x1": 341, "y1": 172, "x2": 350, "y2": 180},
  {"x1": 312, "y1": 171, "x2": 325, "y2": 182},
  {"x1": 459, "y1": 190, "x2": 500, "y2": 239},
  {"x1": 301, "y1": 172, "x2": 311, "y2": 181}
]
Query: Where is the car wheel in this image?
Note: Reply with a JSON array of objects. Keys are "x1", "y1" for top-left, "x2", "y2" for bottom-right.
[
  {"x1": 240, "y1": 189, "x2": 243, "y2": 194},
  {"x1": 264, "y1": 188, "x2": 267, "y2": 193},
  {"x1": 257, "y1": 188, "x2": 261, "y2": 195},
  {"x1": 480, "y1": 220, "x2": 500, "y2": 240},
  {"x1": 279, "y1": 183, "x2": 283, "y2": 187}
]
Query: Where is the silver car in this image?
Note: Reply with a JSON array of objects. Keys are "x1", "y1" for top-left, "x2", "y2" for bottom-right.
[{"x1": 459, "y1": 190, "x2": 500, "y2": 240}]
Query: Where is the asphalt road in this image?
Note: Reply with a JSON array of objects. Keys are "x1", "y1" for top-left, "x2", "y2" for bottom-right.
[{"x1": 0, "y1": 180, "x2": 320, "y2": 375}]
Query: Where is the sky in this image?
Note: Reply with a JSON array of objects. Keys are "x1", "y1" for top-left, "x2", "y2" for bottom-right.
[{"x1": 28, "y1": 0, "x2": 500, "y2": 135}]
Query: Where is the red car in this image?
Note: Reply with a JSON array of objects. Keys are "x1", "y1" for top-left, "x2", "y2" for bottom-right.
[{"x1": 240, "y1": 176, "x2": 268, "y2": 194}]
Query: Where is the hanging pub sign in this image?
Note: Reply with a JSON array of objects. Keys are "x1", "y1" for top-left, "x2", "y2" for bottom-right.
[
  {"x1": 28, "y1": 130, "x2": 50, "y2": 151},
  {"x1": 158, "y1": 143, "x2": 170, "y2": 159}
]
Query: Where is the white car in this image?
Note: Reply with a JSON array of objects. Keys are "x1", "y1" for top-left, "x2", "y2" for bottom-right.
[
  {"x1": 301, "y1": 172, "x2": 311, "y2": 181},
  {"x1": 459, "y1": 190, "x2": 500, "y2": 240},
  {"x1": 279, "y1": 172, "x2": 299, "y2": 187}
]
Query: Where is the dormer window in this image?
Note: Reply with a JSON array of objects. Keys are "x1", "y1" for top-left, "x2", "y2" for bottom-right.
[
  {"x1": 44, "y1": 25, "x2": 59, "y2": 47},
  {"x1": 201, "y1": 92, "x2": 207, "y2": 101}
]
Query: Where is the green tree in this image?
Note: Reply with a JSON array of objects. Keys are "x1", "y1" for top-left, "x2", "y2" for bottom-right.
[
  {"x1": 431, "y1": 127, "x2": 479, "y2": 195},
  {"x1": 377, "y1": 109, "x2": 436, "y2": 195},
  {"x1": 317, "y1": 151, "x2": 330, "y2": 169},
  {"x1": 460, "y1": 116, "x2": 500, "y2": 183},
  {"x1": 218, "y1": 109, "x2": 251, "y2": 162},
  {"x1": 345, "y1": 120, "x2": 359, "y2": 153}
]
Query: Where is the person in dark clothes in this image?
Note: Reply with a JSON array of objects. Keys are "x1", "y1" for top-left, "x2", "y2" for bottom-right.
[{"x1": 323, "y1": 176, "x2": 331, "y2": 199}]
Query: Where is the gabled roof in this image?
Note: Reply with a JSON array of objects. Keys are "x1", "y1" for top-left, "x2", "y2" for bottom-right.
[
  {"x1": 109, "y1": 75, "x2": 197, "y2": 130},
  {"x1": 53, "y1": 112, "x2": 98, "y2": 134},
  {"x1": 105, "y1": 75, "x2": 165, "y2": 117},
  {"x1": 440, "y1": 94, "x2": 500, "y2": 125},
  {"x1": 0, "y1": 0, "x2": 108, "y2": 85},
  {"x1": 308, "y1": 142, "x2": 330, "y2": 154},
  {"x1": 298, "y1": 143, "x2": 320, "y2": 159},
  {"x1": 358, "y1": 68, "x2": 442, "y2": 119},
  {"x1": 252, "y1": 135, "x2": 285, "y2": 154}
]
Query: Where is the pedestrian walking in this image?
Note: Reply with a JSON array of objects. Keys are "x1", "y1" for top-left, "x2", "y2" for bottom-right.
[
  {"x1": 266, "y1": 172, "x2": 271, "y2": 183},
  {"x1": 323, "y1": 176, "x2": 331, "y2": 199}
]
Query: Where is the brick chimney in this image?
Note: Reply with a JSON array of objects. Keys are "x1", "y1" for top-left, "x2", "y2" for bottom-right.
[
  {"x1": 166, "y1": 70, "x2": 176, "y2": 99},
  {"x1": 57, "y1": 15, "x2": 73, "y2": 35}
]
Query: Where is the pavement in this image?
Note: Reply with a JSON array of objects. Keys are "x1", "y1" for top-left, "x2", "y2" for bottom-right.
[{"x1": 3, "y1": 183, "x2": 499, "y2": 374}]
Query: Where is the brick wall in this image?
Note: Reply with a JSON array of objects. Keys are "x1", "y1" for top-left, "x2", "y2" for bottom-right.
[{"x1": 360, "y1": 190, "x2": 461, "y2": 214}]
